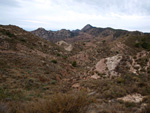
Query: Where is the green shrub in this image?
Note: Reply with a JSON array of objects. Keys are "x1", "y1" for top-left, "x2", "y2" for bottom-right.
[
  {"x1": 141, "y1": 42, "x2": 150, "y2": 50},
  {"x1": 63, "y1": 56, "x2": 67, "y2": 59},
  {"x1": 102, "y1": 40, "x2": 106, "y2": 44},
  {"x1": 51, "y1": 60, "x2": 57, "y2": 64},
  {"x1": 135, "y1": 43, "x2": 140, "y2": 48},
  {"x1": 116, "y1": 77, "x2": 125, "y2": 84},
  {"x1": 20, "y1": 38, "x2": 26, "y2": 43},
  {"x1": 148, "y1": 69, "x2": 150, "y2": 73},
  {"x1": 51, "y1": 80, "x2": 56, "y2": 84},
  {"x1": 57, "y1": 53, "x2": 61, "y2": 56},
  {"x1": 72, "y1": 61, "x2": 77, "y2": 67},
  {"x1": 6, "y1": 31, "x2": 15, "y2": 37}
]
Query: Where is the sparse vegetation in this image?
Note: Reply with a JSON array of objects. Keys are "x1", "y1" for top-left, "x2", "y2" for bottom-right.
[
  {"x1": 6, "y1": 31, "x2": 15, "y2": 37},
  {"x1": 0, "y1": 91, "x2": 94, "y2": 113},
  {"x1": 134, "y1": 37, "x2": 150, "y2": 50},
  {"x1": 0, "y1": 25, "x2": 150, "y2": 113}
]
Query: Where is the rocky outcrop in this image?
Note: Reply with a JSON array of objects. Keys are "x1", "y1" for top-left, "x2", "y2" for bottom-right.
[
  {"x1": 94, "y1": 54, "x2": 122, "y2": 77},
  {"x1": 106, "y1": 55, "x2": 122, "y2": 75},
  {"x1": 31, "y1": 27, "x2": 53, "y2": 40},
  {"x1": 81, "y1": 24, "x2": 94, "y2": 32},
  {"x1": 32, "y1": 28, "x2": 74, "y2": 42},
  {"x1": 31, "y1": 24, "x2": 131, "y2": 43},
  {"x1": 56, "y1": 40, "x2": 73, "y2": 51},
  {"x1": 117, "y1": 93, "x2": 143, "y2": 103}
]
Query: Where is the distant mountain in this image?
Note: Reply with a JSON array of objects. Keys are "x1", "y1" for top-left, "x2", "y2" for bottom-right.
[
  {"x1": 31, "y1": 28, "x2": 78, "y2": 42},
  {"x1": 31, "y1": 24, "x2": 133, "y2": 42},
  {"x1": 81, "y1": 24, "x2": 94, "y2": 32}
]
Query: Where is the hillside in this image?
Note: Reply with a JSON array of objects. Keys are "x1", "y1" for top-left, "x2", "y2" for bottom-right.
[
  {"x1": 0, "y1": 25, "x2": 150, "y2": 113},
  {"x1": 0, "y1": 25, "x2": 83, "y2": 100}
]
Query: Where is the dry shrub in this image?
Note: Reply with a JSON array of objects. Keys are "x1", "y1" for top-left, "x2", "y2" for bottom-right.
[
  {"x1": 0, "y1": 91, "x2": 94, "y2": 113},
  {"x1": 141, "y1": 104, "x2": 150, "y2": 113},
  {"x1": 41, "y1": 91, "x2": 91, "y2": 113}
]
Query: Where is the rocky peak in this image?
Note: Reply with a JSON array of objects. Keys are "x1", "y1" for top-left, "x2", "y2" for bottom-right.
[
  {"x1": 36, "y1": 27, "x2": 46, "y2": 31},
  {"x1": 81, "y1": 24, "x2": 93, "y2": 32},
  {"x1": 56, "y1": 29, "x2": 72, "y2": 38}
]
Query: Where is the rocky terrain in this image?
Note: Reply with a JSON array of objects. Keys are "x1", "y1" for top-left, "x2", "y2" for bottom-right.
[
  {"x1": 0, "y1": 24, "x2": 150, "y2": 113},
  {"x1": 31, "y1": 27, "x2": 79, "y2": 42}
]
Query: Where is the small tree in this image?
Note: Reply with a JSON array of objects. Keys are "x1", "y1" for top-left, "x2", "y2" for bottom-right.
[
  {"x1": 102, "y1": 40, "x2": 106, "y2": 44},
  {"x1": 51, "y1": 60, "x2": 57, "y2": 64},
  {"x1": 57, "y1": 53, "x2": 61, "y2": 56},
  {"x1": 72, "y1": 61, "x2": 77, "y2": 67}
]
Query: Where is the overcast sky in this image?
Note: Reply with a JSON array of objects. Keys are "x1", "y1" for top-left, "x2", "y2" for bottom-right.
[{"x1": 0, "y1": 0, "x2": 150, "y2": 32}]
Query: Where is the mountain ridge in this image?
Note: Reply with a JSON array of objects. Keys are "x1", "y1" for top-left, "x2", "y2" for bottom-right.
[{"x1": 31, "y1": 24, "x2": 146, "y2": 42}]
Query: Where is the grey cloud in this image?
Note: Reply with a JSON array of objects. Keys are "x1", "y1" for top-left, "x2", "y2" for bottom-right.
[{"x1": 73, "y1": 0, "x2": 150, "y2": 15}]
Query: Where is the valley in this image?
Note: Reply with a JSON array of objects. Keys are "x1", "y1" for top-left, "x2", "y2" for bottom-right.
[{"x1": 0, "y1": 24, "x2": 150, "y2": 113}]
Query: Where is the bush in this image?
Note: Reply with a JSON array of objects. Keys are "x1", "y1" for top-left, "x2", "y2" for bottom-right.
[
  {"x1": 20, "y1": 38, "x2": 26, "y2": 43},
  {"x1": 63, "y1": 56, "x2": 68, "y2": 59},
  {"x1": 72, "y1": 61, "x2": 77, "y2": 67},
  {"x1": 102, "y1": 40, "x2": 106, "y2": 44},
  {"x1": 6, "y1": 31, "x2": 15, "y2": 37},
  {"x1": 141, "y1": 42, "x2": 150, "y2": 50},
  {"x1": 57, "y1": 53, "x2": 61, "y2": 56},
  {"x1": 135, "y1": 43, "x2": 140, "y2": 48},
  {"x1": 116, "y1": 77, "x2": 125, "y2": 84},
  {"x1": 51, "y1": 60, "x2": 57, "y2": 64},
  {"x1": 51, "y1": 80, "x2": 56, "y2": 84},
  {"x1": 1, "y1": 91, "x2": 94, "y2": 113}
]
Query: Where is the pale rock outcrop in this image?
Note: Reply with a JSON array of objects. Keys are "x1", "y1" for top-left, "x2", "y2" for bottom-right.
[
  {"x1": 56, "y1": 40, "x2": 73, "y2": 51},
  {"x1": 106, "y1": 55, "x2": 122, "y2": 75},
  {"x1": 117, "y1": 93, "x2": 143, "y2": 103},
  {"x1": 94, "y1": 54, "x2": 122, "y2": 77},
  {"x1": 91, "y1": 74, "x2": 100, "y2": 79},
  {"x1": 72, "y1": 83, "x2": 80, "y2": 88}
]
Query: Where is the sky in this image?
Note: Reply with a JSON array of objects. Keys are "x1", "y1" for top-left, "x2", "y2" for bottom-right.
[{"x1": 0, "y1": 0, "x2": 150, "y2": 32}]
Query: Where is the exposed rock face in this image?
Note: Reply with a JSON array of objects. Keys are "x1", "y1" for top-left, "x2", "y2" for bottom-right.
[
  {"x1": 56, "y1": 40, "x2": 73, "y2": 51},
  {"x1": 81, "y1": 24, "x2": 94, "y2": 32},
  {"x1": 117, "y1": 94, "x2": 143, "y2": 103},
  {"x1": 56, "y1": 29, "x2": 73, "y2": 39},
  {"x1": 106, "y1": 55, "x2": 122, "y2": 75},
  {"x1": 31, "y1": 24, "x2": 130, "y2": 43},
  {"x1": 31, "y1": 28, "x2": 53, "y2": 40},
  {"x1": 91, "y1": 74, "x2": 100, "y2": 79},
  {"x1": 32, "y1": 28, "x2": 74, "y2": 42},
  {"x1": 95, "y1": 58, "x2": 106, "y2": 74},
  {"x1": 72, "y1": 83, "x2": 80, "y2": 88},
  {"x1": 93, "y1": 51, "x2": 150, "y2": 77},
  {"x1": 95, "y1": 55, "x2": 122, "y2": 77}
]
